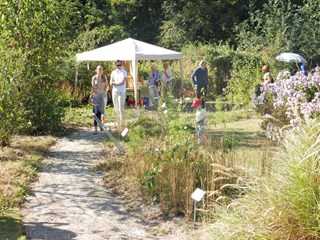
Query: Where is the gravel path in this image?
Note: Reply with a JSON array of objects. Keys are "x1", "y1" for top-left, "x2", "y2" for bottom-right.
[{"x1": 22, "y1": 127, "x2": 204, "y2": 240}]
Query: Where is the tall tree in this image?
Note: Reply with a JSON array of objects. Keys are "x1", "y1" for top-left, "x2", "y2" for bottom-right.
[
  {"x1": 0, "y1": 0, "x2": 80, "y2": 138},
  {"x1": 159, "y1": 0, "x2": 268, "y2": 49}
]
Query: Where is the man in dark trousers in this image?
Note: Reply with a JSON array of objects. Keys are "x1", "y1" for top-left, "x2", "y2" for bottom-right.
[{"x1": 191, "y1": 60, "x2": 208, "y2": 108}]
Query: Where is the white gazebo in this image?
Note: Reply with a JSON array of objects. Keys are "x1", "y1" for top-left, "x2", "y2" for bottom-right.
[{"x1": 76, "y1": 38, "x2": 184, "y2": 105}]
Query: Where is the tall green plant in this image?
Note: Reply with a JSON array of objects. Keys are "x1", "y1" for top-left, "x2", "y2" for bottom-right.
[
  {"x1": 227, "y1": 51, "x2": 263, "y2": 105},
  {"x1": 0, "y1": 62, "x2": 20, "y2": 146},
  {"x1": 293, "y1": 0, "x2": 320, "y2": 63},
  {"x1": 0, "y1": 46, "x2": 28, "y2": 146},
  {"x1": 0, "y1": 0, "x2": 79, "y2": 135}
]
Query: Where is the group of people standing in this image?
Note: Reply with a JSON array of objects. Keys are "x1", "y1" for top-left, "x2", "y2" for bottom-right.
[
  {"x1": 89, "y1": 60, "x2": 127, "y2": 134},
  {"x1": 147, "y1": 62, "x2": 173, "y2": 108},
  {"x1": 88, "y1": 58, "x2": 210, "y2": 144},
  {"x1": 89, "y1": 60, "x2": 174, "y2": 134}
]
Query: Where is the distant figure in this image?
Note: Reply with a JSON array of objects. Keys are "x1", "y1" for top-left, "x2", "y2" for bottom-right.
[
  {"x1": 89, "y1": 84, "x2": 104, "y2": 134},
  {"x1": 262, "y1": 65, "x2": 273, "y2": 83},
  {"x1": 148, "y1": 64, "x2": 162, "y2": 108},
  {"x1": 162, "y1": 62, "x2": 173, "y2": 96},
  {"x1": 110, "y1": 60, "x2": 127, "y2": 131},
  {"x1": 92, "y1": 65, "x2": 109, "y2": 123},
  {"x1": 191, "y1": 60, "x2": 208, "y2": 108},
  {"x1": 300, "y1": 62, "x2": 308, "y2": 76},
  {"x1": 191, "y1": 98, "x2": 208, "y2": 145}
]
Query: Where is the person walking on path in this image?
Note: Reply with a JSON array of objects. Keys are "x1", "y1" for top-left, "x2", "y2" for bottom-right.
[
  {"x1": 148, "y1": 64, "x2": 162, "y2": 109},
  {"x1": 110, "y1": 60, "x2": 127, "y2": 131},
  {"x1": 191, "y1": 60, "x2": 208, "y2": 108},
  {"x1": 89, "y1": 84, "x2": 104, "y2": 134},
  {"x1": 92, "y1": 65, "x2": 109, "y2": 123}
]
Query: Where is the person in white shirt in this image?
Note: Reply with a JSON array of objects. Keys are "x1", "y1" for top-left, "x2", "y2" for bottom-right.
[
  {"x1": 162, "y1": 62, "x2": 173, "y2": 96},
  {"x1": 191, "y1": 98, "x2": 208, "y2": 144},
  {"x1": 110, "y1": 60, "x2": 127, "y2": 131}
]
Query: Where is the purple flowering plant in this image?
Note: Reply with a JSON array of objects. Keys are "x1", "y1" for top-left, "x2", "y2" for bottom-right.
[{"x1": 253, "y1": 69, "x2": 320, "y2": 129}]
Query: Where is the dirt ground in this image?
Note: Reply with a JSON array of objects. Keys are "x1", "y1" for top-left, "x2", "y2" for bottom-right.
[{"x1": 22, "y1": 127, "x2": 209, "y2": 240}]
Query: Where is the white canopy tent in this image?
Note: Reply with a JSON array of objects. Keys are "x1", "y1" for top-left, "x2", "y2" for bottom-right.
[{"x1": 76, "y1": 38, "x2": 184, "y2": 105}]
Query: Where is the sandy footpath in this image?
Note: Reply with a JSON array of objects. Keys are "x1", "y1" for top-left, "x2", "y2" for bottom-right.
[{"x1": 22, "y1": 127, "x2": 206, "y2": 240}]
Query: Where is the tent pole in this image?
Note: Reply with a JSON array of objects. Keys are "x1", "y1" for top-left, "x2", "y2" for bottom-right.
[
  {"x1": 132, "y1": 60, "x2": 138, "y2": 106},
  {"x1": 75, "y1": 61, "x2": 79, "y2": 89},
  {"x1": 179, "y1": 58, "x2": 185, "y2": 99}
]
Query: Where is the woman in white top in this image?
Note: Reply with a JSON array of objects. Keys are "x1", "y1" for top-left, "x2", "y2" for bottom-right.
[
  {"x1": 262, "y1": 65, "x2": 273, "y2": 83},
  {"x1": 110, "y1": 60, "x2": 127, "y2": 130},
  {"x1": 162, "y1": 62, "x2": 173, "y2": 96}
]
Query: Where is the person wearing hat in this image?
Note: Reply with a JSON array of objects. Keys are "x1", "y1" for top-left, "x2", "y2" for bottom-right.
[{"x1": 191, "y1": 98, "x2": 208, "y2": 144}]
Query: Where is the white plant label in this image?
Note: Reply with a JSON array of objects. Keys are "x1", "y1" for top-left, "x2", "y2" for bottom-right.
[
  {"x1": 191, "y1": 188, "x2": 205, "y2": 202},
  {"x1": 121, "y1": 128, "x2": 128, "y2": 137}
]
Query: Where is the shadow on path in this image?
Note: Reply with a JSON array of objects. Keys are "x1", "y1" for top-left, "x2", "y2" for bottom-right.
[{"x1": 23, "y1": 222, "x2": 77, "y2": 240}]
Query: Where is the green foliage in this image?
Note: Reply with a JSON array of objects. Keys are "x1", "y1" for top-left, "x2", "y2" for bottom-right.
[
  {"x1": 109, "y1": 0, "x2": 162, "y2": 44},
  {"x1": 159, "y1": 0, "x2": 253, "y2": 49},
  {"x1": 222, "y1": 133, "x2": 240, "y2": 153},
  {"x1": 142, "y1": 163, "x2": 162, "y2": 192},
  {"x1": 205, "y1": 44, "x2": 237, "y2": 96},
  {"x1": 19, "y1": 82, "x2": 67, "y2": 134},
  {"x1": 64, "y1": 105, "x2": 95, "y2": 127},
  {"x1": 181, "y1": 44, "x2": 215, "y2": 97},
  {"x1": 0, "y1": 0, "x2": 81, "y2": 137},
  {"x1": 227, "y1": 51, "x2": 263, "y2": 105},
  {"x1": 235, "y1": 0, "x2": 320, "y2": 65},
  {"x1": 0, "y1": 60, "x2": 22, "y2": 146},
  {"x1": 181, "y1": 43, "x2": 263, "y2": 105},
  {"x1": 297, "y1": 0, "x2": 320, "y2": 61}
]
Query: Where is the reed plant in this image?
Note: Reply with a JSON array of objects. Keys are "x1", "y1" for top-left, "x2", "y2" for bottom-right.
[{"x1": 206, "y1": 120, "x2": 320, "y2": 239}]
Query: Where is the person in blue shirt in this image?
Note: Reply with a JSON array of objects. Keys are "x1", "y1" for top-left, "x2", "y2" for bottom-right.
[
  {"x1": 89, "y1": 84, "x2": 104, "y2": 134},
  {"x1": 300, "y1": 62, "x2": 308, "y2": 76},
  {"x1": 191, "y1": 60, "x2": 208, "y2": 107},
  {"x1": 147, "y1": 64, "x2": 162, "y2": 109}
]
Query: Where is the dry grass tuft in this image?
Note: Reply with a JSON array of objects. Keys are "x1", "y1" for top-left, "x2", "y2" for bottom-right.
[{"x1": 0, "y1": 135, "x2": 55, "y2": 209}]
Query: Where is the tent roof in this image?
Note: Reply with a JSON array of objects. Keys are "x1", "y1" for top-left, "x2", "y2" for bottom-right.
[{"x1": 76, "y1": 38, "x2": 183, "y2": 62}]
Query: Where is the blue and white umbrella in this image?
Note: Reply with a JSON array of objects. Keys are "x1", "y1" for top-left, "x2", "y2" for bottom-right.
[{"x1": 276, "y1": 52, "x2": 307, "y2": 63}]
